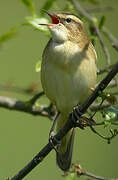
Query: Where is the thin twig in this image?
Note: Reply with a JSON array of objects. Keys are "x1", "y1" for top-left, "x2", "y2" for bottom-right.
[
  {"x1": 89, "y1": 125, "x2": 118, "y2": 144},
  {"x1": 95, "y1": 27, "x2": 111, "y2": 65},
  {"x1": 102, "y1": 27, "x2": 118, "y2": 51},
  {"x1": 0, "y1": 95, "x2": 57, "y2": 120},
  {"x1": 0, "y1": 96, "x2": 51, "y2": 118},
  {"x1": 90, "y1": 102, "x2": 111, "y2": 111},
  {"x1": 27, "y1": 91, "x2": 44, "y2": 105},
  {"x1": 97, "y1": 64, "x2": 113, "y2": 75},
  {"x1": 96, "y1": 78, "x2": 118, "y2": 89},
  {"x1": 107, "y1": 78, "x2": 118, "y2": 88},
  {"x1": 0, "y1": 95, "x2": 112, "y2": 117},
  {"x1": 72, "y1": 0, "x2": 94, "y2": 23},
  {"x1": 83, "y1": 171, "x2": 118, "y2": 180},
  {"x1": 86, "y1": 6, "x2": 113, "y2": 14},
  {"x1": 112, "y1": 44, "x2": 118, "y2": 51},
  {"x1": 74, "y1": 164, "x2": 118, "y2": 180}
]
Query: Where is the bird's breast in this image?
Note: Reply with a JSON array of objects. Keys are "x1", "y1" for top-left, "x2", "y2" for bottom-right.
[
  {"x1": 41, "y1": 40, "x2": 96, "y2": 114},
  {"x1": 48, "y1": 41, "x2": 81, "y2": 72}
]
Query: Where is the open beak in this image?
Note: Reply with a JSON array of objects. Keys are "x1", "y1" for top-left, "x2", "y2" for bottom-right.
[{"x1": 39, "y1": 10, "x2": 60, "y2": 27}]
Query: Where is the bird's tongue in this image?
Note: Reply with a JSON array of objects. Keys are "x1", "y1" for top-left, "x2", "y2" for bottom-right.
[
  {"x1": 49, "y1": 15, "x2": 59, "y2": 24},
  {"x1": 39, "y1": 11, "x2": 59, "y2": 27}
]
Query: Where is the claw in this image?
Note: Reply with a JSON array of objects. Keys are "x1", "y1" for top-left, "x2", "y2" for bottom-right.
[
  {"x1": 71, "y1": 107, "x2": 87, "y2": 129},
  {"x1": 49, "y1": 132, "x2": 60, "y2": 153},
  {"x1": 72, "y1": 107, "x2": 83, "y2": 122}
]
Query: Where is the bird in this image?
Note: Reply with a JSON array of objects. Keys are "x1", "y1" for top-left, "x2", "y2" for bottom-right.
[{"x1": 40, "y1": 11, "x2": 97, "y2": 171}]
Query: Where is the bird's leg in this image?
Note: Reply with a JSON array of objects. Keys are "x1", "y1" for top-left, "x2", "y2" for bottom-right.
[
  {"x1": 71, "y1": 106, "x2": 85, "y2": 129},
  {"x1": 49, "y1": 112, "x2": 60, "y2": 138},
  {"x1": 49, "y1": 112, "x2": 60, "y2": 152}
]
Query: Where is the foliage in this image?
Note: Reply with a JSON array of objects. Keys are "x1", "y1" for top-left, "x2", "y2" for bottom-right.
[
  {"x1": 26, "y1": 16, "x2": 49, "y2": 32},
  {"x1": 35, "y1": 60, "x2": 42, "y2": 72},
  {"x1": 65, "y1": 173, "x2": 77, "y2": 180},
  {"x1": 103, "y1": 106, "x2": 118, "y2": 126},
  {"x1": 99, "y1": 16, "x2": 106, "y2": 30},
  {"x1": 0, "y1": 26, "x2": 19, "y2": 45},
  {"x1": 20, "y1": 0, "x2": 36, "y2": 15},
  {"x1": 41, "y1": 0, "x2": 57, "y2": 11}
]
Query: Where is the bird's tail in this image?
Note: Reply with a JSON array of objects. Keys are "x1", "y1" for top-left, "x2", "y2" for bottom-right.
[{"x1": 56, "y1": 113, "x2": 75, "y2": 171}]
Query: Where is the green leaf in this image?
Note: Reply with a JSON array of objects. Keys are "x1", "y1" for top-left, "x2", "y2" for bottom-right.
[
  {"x1": 66, "y1": 173, "x2": 77, "y2": 180},
  {"x1": 35, "y1": 60, "x2": 42, "y2": 72},
  {"x1": 90, "y1": 35, "x2": 98, "y2": 42},
  {"x1": 103, "y1": 106, "x2": 118, "y2": 126},
  {"x1": 63, "y1": 1, "x2": 75, "y2": 13},
  {"x1": 0, "y1": 26, "x2": 20, "y2": 45},
  {"x1": 99, "y1": 16, "x2": 106, "y2": 29},
  {"x1": 26, "y1": 16, "x2": 49, "y2": 33},
  {"x1": 20, "y1": 0, "x2": 36, "y2": 15},
  {"x1": 42, "y1": 0, "x2": 56, "y2": 11}
]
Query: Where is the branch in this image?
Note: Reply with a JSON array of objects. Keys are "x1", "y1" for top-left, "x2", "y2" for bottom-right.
[
  {"x1": 72, "y1": 0, "x2": 94, "y2": 23},
  {"x1": 107, "y1": 78, "x2": 118, "y2": 88},
  {"x1": 27, "y1": 91, "x2": 44, "y2": 105},
  {"x1": 90, "y1": 102, "x2": 111, "y2": 111},
  {"x1": 74, "y1": 164, "x2": 118, "y2": 180},
  {"x1": 97, "y1": 64, "x2": 113, "y2": 75},
  {"x1": 0, "y1": 95, "x2": 112, "y2": 120},
  {"x1": 102, "y1": 27, "x2": 118, "y2": 51},
  {"x1": 94, "y1": 27, "x2": 111, "y2": 65},
  {"x1": 85, "y1": 6, "x2": 113, "y2": 14},
  {"x1": 0, "y1": 92, "x2": 115, "y2": 117},
  {"x1": 0, "y1": 96, "x2": 52, "y2": 118},
  {"x1": 8, "y1": 62, "x2": 118, "y2": 180}
]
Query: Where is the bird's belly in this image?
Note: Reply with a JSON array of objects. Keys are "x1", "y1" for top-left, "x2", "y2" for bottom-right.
[{"x1": 41, "y1": 57, "x2": 96, "y2": 114}]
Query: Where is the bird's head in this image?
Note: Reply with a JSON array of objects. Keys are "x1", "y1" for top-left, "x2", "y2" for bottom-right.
[{"x1": 40, "y1": 11, "x2": 89, "y2": 44}]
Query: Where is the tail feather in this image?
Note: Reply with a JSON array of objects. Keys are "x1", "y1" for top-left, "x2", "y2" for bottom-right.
[
  {"x1": 56, "y1": 128, "x2": 75, "y2": 171},
  {"x1": 56, "y1": 114, "x2": 75, "y2": 171}
]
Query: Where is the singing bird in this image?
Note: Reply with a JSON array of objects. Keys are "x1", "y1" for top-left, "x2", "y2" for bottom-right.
[{"x1": 40, "y1": 11, "x2": 97, "y2": 171}]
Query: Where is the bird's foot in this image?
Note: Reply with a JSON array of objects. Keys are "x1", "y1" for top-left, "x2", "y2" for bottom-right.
[
  {"x1": 71, "y1": 106, "x2": 85, "y2": 129},
  {"x1": 49, "y1": 131, "x2": 60, "y2": 153}
]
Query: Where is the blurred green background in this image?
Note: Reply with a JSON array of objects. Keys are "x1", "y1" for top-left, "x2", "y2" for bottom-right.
[{"x1": 0, "y1": 0, "x2": 118, "y2": 180}]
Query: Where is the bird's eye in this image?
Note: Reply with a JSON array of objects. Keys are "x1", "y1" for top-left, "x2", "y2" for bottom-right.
[{"x1": 65, "y1": 18, "x2": 72, "y2": 23}]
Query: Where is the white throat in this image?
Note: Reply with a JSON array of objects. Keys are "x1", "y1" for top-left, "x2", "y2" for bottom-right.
[{"x1": 50, "y1": 24, "x2": 68, "y2": 43}]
